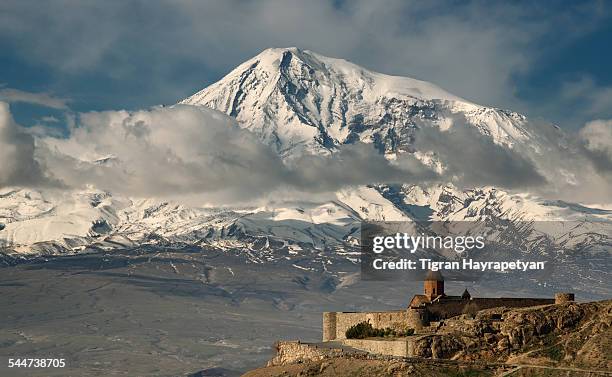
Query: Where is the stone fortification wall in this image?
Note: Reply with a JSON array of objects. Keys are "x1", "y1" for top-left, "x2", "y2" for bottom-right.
[
  {"x1": 323, "y1": 310, "x2": 408, "y2": 341},
  {"x1": 267, "y1": 341, "x2": 345, "y2": 366},
  {"x1": 341, "y1": 338, "x2": 414, "y2": 357},
  {"x1": 322, "y1": 312, "x2": 337, "y2": 342}
]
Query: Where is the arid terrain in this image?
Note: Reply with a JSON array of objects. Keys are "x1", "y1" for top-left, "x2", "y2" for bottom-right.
[{"x1": 0, "y1": 246, "x2": 424, "y2": 376}]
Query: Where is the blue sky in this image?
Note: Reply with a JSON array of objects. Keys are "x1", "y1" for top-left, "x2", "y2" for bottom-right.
[{"x1": 1, "y1": 0, "x2": 611, "y2": 131}]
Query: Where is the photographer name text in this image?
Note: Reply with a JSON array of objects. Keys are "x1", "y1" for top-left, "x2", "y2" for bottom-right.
[{"x1": 372, "y1": 258, "x2": 546, "y2": 272}]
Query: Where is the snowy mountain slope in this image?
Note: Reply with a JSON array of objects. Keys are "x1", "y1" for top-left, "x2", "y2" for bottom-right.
[
  {"x1": 181, "y1": 47, "x2": 535, "y2": 160},
  {"x1": 1, "y1": 190, "x2": 610, "y2": 293},
  {"x1": 1, "y1": 184, "x2": 610, "y2": 260},
  {"x1": 1, "y1": 47, "x2": 610, "y2": 295},
  {"x1": 0, "y1": 188, "x2": 127, "y2": 252}
]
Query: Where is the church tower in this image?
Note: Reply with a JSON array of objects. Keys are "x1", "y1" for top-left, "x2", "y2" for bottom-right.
[{"x1": 424, "y1": 270, "x2": 444, "y2": 299}]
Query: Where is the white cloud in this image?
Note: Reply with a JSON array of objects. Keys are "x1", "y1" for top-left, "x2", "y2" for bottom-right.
[
  {"x1": 40, "y1": 116, "x2": 60, "y2": 123},
  {"x1": 39, "y1": 105, "x2": 432, "y2": 203},
  {"x1": 0, "y1": 87, "x2": 69, "y2": 109},
  {"x1": 561, "y1": 77, "x2": 612, "y2": 118},
  {"x1": 412, "y1": 116, "x2": 546, "y2": 189},
  {"x1": 580, "y1": 119, "x2": 612, "y2": 172},
  {"x1": 0, "y1": 102, "x2": 609, "y2": 204},
  {"x1": 0, "y1": 102, "x2": 59, "y2": 187}
]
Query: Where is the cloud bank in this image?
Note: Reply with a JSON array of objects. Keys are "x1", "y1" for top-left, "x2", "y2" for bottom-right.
[
  {"x1": 1, "y1": 102, "x2": 609, "y2": 205},
  {"x1": 39, "y1": 105, "x2": 434, "y2": 203},
  {"x1": 411, "y1": 117, "x2": 547, "y2": 189}
]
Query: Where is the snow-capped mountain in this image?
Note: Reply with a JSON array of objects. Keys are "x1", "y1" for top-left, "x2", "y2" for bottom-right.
[
  {"x1": 181, "y1": 47, "x2": 535, "y2": 161},
  {"x1": 1, "y1": 48, "x2": 610, "y2": 296}
]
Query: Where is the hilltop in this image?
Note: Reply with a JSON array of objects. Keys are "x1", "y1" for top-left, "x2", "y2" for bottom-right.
[{"x1": 243, "y1": 300, "x2": 612, "y2": 376}]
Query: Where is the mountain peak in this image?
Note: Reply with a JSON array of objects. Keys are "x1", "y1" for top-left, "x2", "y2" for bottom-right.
[
  {"x1": 184, "y1": 47, "x2": 466, "y2": 105},
  {"x1": 257, "y1": 46, "x2": 303, "y2": 56},
  {"x1": 180, "y1": 48, "x2": 529, "y2": 158}
]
